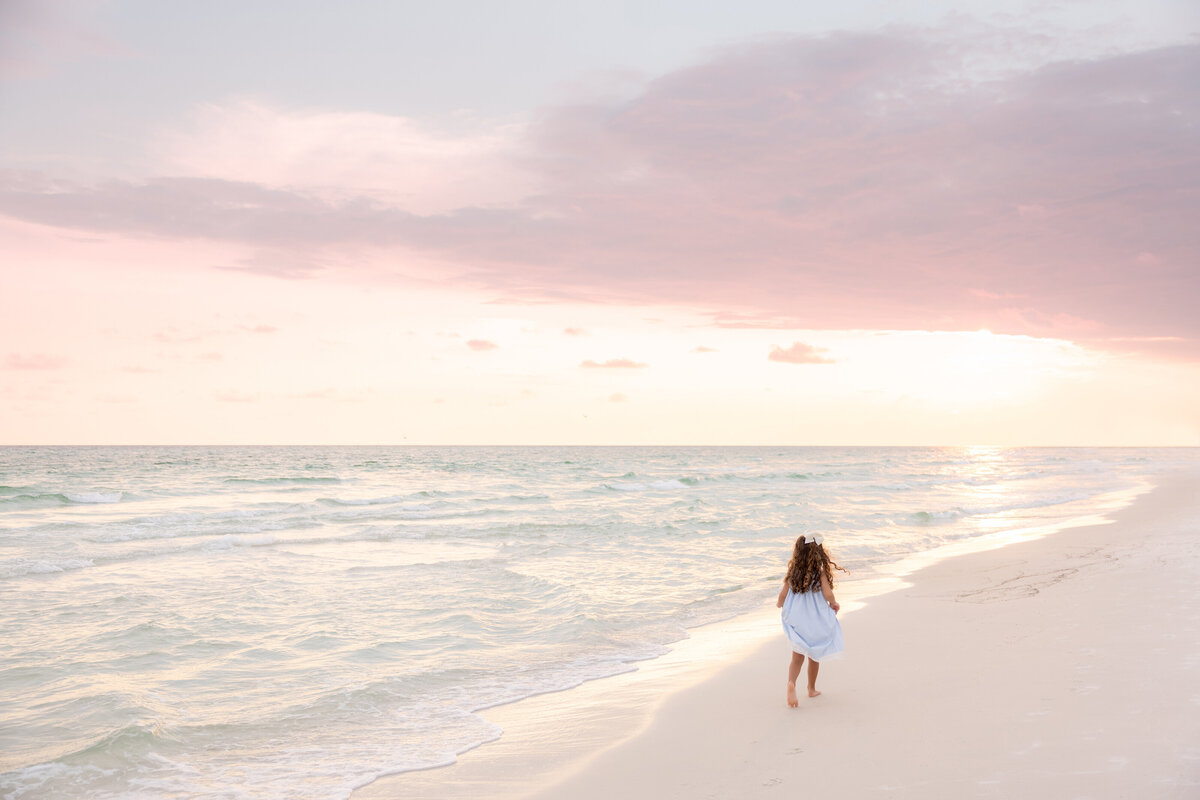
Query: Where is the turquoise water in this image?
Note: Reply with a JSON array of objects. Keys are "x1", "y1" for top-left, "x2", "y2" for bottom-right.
[{"x1": 1, "y1": 446, "x2": 1194, "y2": 799}]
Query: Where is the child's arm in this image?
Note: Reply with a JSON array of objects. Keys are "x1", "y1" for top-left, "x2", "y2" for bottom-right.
[
  {"x1": 776, "y1": 579, "x2": 789, "y2": 608},
  {"x1": 819, "y1": 572, "x2": 840, "y2": 614}
]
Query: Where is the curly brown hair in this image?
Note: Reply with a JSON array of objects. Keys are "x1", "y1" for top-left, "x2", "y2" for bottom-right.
[{"x1": 786, "y1": 536, "x2": 847, "y2": 593}]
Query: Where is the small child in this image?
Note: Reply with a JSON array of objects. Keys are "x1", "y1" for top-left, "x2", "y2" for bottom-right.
[{"x1": 776, "y1": 533, "x2": 846, "y2": 707}]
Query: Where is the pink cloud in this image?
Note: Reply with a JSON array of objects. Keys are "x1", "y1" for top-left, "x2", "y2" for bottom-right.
[
  {"x1": 968, "y1": 289, "x2": 1027, "y2": 301},
  {"x1": 609, "y1": 392, "x2": 628, "y2": 402},
  {"x1": 4, "y1": 353, "x2": 66, "y2": 370},
  {"x1": 0, "y1": 32, "x2": 1195, "y2": 357},
  {"x1": 1016, "y1": 204, "x2": 1049, "y2": 219},
  {"x1": 563, "y1": 327, "x2": 588, "y2": 336},
  {"x1": 692, "y1": 345, "x2": 717, "y2": 353},
  {"x1": 768, "y1": 342, "x2": 836, "y2": 365},
  {"x1": 467, "y1": 338, "x2": 498, "y2": 351},
  {"x1": 581, "y1": 358, "x2": 647, "y2": 369}
]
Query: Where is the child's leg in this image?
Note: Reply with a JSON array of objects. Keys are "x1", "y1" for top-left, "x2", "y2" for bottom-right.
[
  {"x1": 807, "y1": 658, "x2": 821, "y2": 697},
  {"x1": 786, "y1": 651, "x2": 804, "y2": 707}
]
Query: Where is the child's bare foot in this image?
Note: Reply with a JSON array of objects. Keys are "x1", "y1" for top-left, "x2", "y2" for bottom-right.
[
  {"x1": 808, "y1": 687, "x2": 821, "y2": 698},
  {"x1": 786, "y1": 682, "x2": 799, "y2": 707}
]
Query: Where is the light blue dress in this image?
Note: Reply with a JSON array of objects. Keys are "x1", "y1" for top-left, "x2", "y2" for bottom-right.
[{"x1": 781, "y1": 581, "x2": 844, "y2": 661}]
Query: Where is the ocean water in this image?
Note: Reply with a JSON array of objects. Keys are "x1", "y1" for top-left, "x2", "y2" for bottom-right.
[{"x1": 1, "y1": 446, "x2": 1195, "y2": 799}]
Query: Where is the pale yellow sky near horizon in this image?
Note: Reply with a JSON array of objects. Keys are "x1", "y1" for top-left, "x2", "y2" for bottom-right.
[{"x1": 3, "y1": 221, "x2": 1197, "y2": 446}]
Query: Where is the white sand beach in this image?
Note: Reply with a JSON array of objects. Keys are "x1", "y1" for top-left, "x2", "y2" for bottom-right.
[{"x1": 356, "y1": 472, "x2": 1200, "y2": 799}]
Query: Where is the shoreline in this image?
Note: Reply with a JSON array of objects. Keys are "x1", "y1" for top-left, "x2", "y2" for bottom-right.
[{"x1": 354, "y1": 476, "x2": 1192, "y2": 799}]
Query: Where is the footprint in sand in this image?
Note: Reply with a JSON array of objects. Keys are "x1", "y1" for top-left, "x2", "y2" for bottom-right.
[{"x1": 762, "y1": 777, "x2": 782, "y2": 786}]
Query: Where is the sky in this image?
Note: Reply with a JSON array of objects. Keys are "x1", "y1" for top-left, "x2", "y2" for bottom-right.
[{"x1": 1, "y1": 0, "x2": 1198, "y2": 445}]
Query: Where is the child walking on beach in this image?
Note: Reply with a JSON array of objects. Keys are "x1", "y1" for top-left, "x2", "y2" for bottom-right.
[{"x1": 776, "y1": 533, "x2": 846, "y2": 707}]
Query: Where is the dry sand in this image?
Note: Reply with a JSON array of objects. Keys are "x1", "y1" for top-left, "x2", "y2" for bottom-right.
[{"x1": 356, "y1": 472, "x2": 1200, "y2": 799}]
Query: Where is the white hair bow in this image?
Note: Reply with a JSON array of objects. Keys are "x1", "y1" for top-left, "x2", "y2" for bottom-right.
[{"x1": 803, "y1": 533, "x2": 824, "y2": 544}]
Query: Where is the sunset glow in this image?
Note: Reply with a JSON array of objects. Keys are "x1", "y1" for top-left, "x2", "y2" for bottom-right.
[{"x1": 2, "y1": 1, "x2": 1197, "y2": 444}]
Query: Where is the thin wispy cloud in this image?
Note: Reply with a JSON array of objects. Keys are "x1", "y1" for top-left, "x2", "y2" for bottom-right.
[
  {"x1": 154, "y1": 329, "x2": 209, "y2": 344},
  {"x1": 5, "y1": 353, "x2": 67, "y2": 370},
  {"x1": 581, "y1": 358, "x2": 648, "y2": 369},
  {"x1": 288, "y1": 388, "x2": 351, "y2": 401},
  {"x1": 151, "y1": 100, "x2": 532, "y2": 215},
  {"x1": 216, "y1": 390, "x2": 258, "y2": 403}
]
